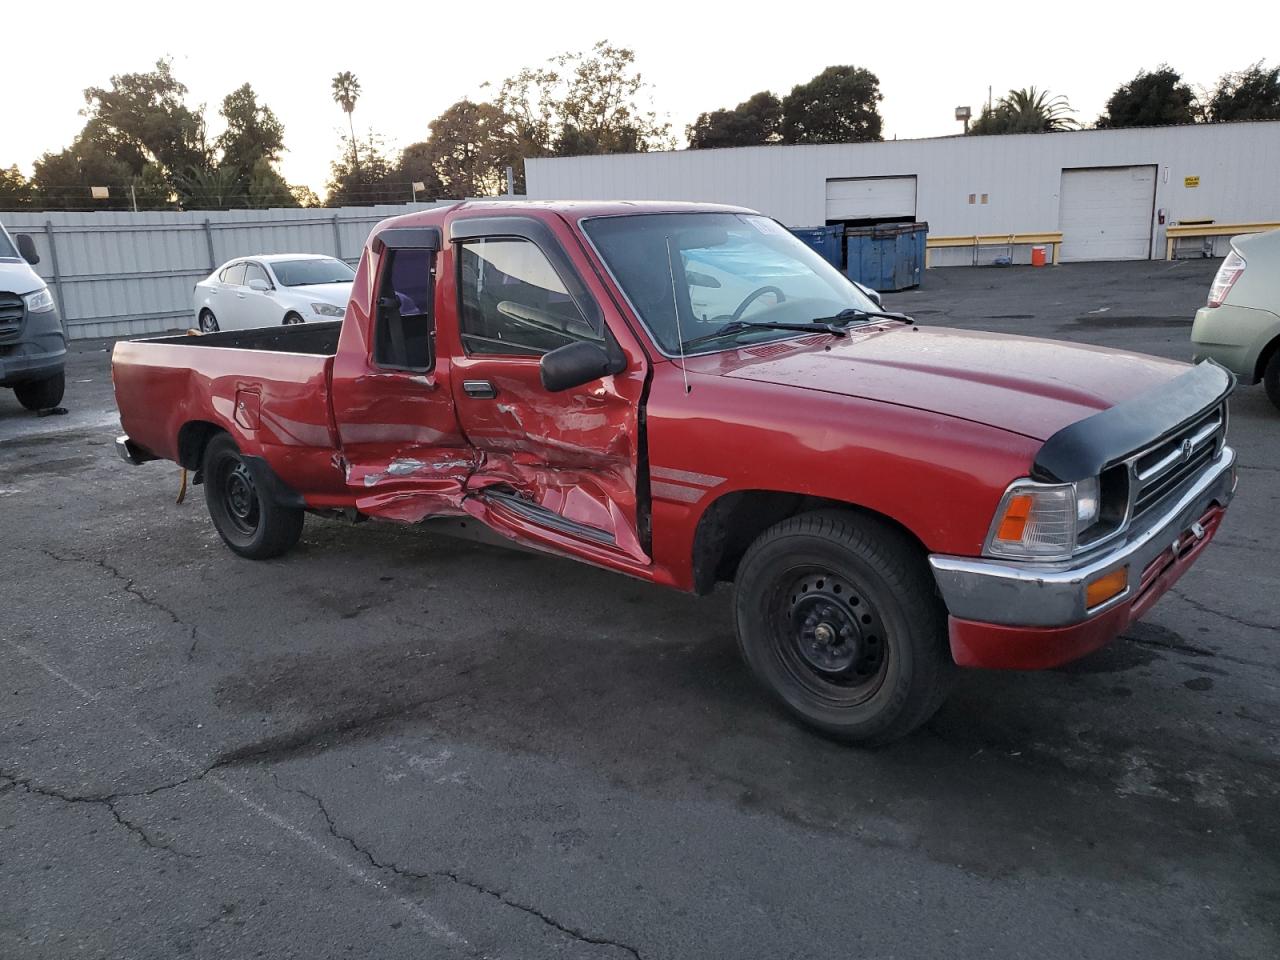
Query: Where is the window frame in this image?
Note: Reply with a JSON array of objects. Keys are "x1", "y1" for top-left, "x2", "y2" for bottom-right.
[
  {"x1": 219, "y1": 261, "x2": 247, "y2": 286},
  {"x1": 371, "y1": 246, "x2": 437, "y2": 373},
  {"x1": 449, "y1": 216, "x2": 605, "y2": 360},
  {"x1": 243, "y1": 261, "x2": 272, "y2": 289}
]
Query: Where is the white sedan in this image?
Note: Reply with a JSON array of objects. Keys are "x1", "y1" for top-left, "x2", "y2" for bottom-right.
[{"x1": 193, "y1": 254, "x2": 355, "y2": 332}]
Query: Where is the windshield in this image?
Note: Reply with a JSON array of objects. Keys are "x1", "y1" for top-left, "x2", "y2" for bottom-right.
[
  {"x1": 0, "y1": 224, "x2": 18, "y2": 260},
  {"x1": 582, "y1": 212, "x2": 878, "y2": 355},
  {"x1": 271, "y1": 258, "x2": 355, "y2": 287}
]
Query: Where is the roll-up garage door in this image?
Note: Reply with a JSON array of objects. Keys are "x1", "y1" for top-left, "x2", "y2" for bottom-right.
[
  {"x1": 1058, "y1": 166, "x2": 1157, "y2": 261},
  {"x1": 825, "y1": 177, "x2": 917, "y2": 221}
]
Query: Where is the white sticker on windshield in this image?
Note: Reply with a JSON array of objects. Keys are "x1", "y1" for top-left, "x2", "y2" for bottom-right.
[{"x1": 742, "y1": 215, "x2": 788, "y2": 237}]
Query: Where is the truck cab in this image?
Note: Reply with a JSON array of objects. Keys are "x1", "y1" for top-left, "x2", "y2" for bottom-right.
[{"x1": 0, "y1": 220, "x2": 66, "y2": 410}]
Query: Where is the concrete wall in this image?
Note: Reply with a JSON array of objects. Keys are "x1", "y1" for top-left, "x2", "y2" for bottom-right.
[
  {"x1": 527, "y1": 122, "x2": 1280, "y2": 265},
  {"x1": 0, "y1": 203, "x2": 454, "y2": 339}
]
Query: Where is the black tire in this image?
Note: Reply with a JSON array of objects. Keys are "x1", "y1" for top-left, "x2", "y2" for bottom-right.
[
  {"x1": 1263, "y1": 347, "x2": 1280, "y2": 412},
  {"x1": 733, "y1": 509, "x2": 955, "y2": 745},
  {"x1": 199, "y1": 309, "x2": 219, "y2": 333},
  {"x1": 283, "y1": 312, "x2": 304, "y2": 325},
  {"x1": 14, "y1": 371, "x2": 66, "y2": 410},
  {"x1": 201, "y1": 433, "x2": 304, "y2": 560}
]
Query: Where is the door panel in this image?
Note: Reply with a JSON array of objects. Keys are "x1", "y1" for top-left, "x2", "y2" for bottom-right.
[
  {"x1": 242, "y1": 263, "x2": 279, "y2": 327},
  {"x1": 329, "y1": 244, "x2": 478, "y2": 521},
  {"x1": 449, "y1": 230, "x2": 648, "y2": 562}
]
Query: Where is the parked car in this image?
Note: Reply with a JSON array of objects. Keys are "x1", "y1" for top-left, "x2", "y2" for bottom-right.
[
  {"x1": 193, "y1": 254, "x2": 355, "y2": 332},
  {"x1": 113, "y1": 201, "x2": 1237, "y2": 744},
  {"x1": 1191, "y1": 228, "x2": 1280, "y2": 411},
  {"x1": 0, "y1": 219, "x2": 66, "y2": 410}
]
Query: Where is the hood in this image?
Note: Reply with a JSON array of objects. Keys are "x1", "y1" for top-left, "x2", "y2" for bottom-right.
[
  {"x1": 683, "y1": 324, "x2": 1188, "y2": 441},
  {"x1": 287, "y1": 282, "x2": 352, "y2": 306},
  {"x1": 0, "y1": 258, "x2": 45, "y2": 297}
]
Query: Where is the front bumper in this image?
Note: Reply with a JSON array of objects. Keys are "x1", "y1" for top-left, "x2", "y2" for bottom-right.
[
  {"x1": 0, "y1": 305, "x2": 67, "y2": 386},
  {"x1": 929, "y1": 447, "x2": 1237, "y2": 669}
]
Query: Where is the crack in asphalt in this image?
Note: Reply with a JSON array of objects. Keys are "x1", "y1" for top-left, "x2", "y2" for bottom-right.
[
  {"x1": 1168, "y1": 587, "x2": 1279, "y2": 635},
  {"x1": 39, "y1": 548, "x2": 208, "y2": 659},
  {"x1": 276, "y1": 776, "x2": 643, "y2": 960},
  {"x1": 0, "y1": 767, "x2": 195, "y2": 858}
]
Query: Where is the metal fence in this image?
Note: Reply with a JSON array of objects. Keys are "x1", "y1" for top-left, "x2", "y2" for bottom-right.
[{"x1": 1, "y1": 203, "x2": 456, "y2": 340}]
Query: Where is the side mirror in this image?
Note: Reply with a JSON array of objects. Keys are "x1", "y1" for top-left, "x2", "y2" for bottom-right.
[
  {"x1": 247, "y1": 278, "x2": 271, "y2": 292},
  {"x1": 15, "y1": 234, "x2": 39, "y2": 265},
  {"x1": 540, "y1": 341, "x2": 623, "y2": 392}
]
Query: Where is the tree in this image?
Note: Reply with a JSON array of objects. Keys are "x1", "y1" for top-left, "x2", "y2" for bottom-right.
[
  {"x1": 81, "y1": 58, "x2": 210, "y2": 184},
  {"x1": 687, "y1": 92, "x2": 782, "y2": 149},
  {"x1": 1097, "y1": 66, "x2": 1197, "y2": 128},
  {"x1": 969, "y1": 87, "x2": 1079, "y2": 135},
  {"x1": 246, "y1": 158, "x2": 298, "y2": 208},
  {"x1": 422, "y1": 99, "x2": 518, "y2": 198},
  {"x1": 394, "y1": 141, "x2": 448, "y2": 200},
  {"x1": 331, "y1": 71, "x2": 362, "y2": 173},
  {"x1": 781, "y1": 66, "x2": 883, "y2": 144},
  {"x1": 175, "y1": 164, "x2": 242, "y2": 209},
  {"x1": 0, "y1": 166, "x2": 33, "y2": 211},
  {"x1": 31, "y1": 135, "x2": 135, "y2": 210},
  {"x1": 216, "y1": 84, "x2": 285, "y2": 187},
  {"x1": 497, "y1": 40, "x2": 672, "y2": 180},
  {"x1": 326, "y1": 133, "x2": 399, "y2": 206},
  {"x1": 1206, "y1": 62, "x2": 1280, "y2": 122},
  {"x1": 291, "y1": 184, "x2": 322, "y2": 208}
]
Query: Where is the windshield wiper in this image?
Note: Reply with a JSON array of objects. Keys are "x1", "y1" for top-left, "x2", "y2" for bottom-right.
[
  {"x1": 810, "y1": 307, "x2": 914, "y2": 326},
  {"x1": 680, "y1": 319, "x2": 848, "y2": 351}
]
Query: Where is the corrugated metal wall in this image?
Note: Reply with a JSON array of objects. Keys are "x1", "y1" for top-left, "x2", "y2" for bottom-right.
[
  {"x1": 0, "y1": 203, "x2": 454, "y2": 339},
  {"x1": 527, "y1": 122, "x2": 1280, "y2": 266}
]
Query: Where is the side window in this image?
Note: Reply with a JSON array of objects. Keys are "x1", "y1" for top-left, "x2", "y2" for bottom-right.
[
  {"x1": 220, "y1": 262, "x2": 247, "y2": 286},
  {"x1": 457, "y1": 238, "x2": 599, "y2": 357},
  {"x1": 374, "y1": 248, "x2": 435, "y2": 371},
  {"x1": 243, "y1": 263, "x2": 270, "y2": 287}
]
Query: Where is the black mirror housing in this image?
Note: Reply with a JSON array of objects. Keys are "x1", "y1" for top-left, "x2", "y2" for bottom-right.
[
  {"x1": 540, "y1": 341, "x2": 623, "y2": 392},
  {"x1": 15, "y1": 234, "x2": 39, "y2": 265}
]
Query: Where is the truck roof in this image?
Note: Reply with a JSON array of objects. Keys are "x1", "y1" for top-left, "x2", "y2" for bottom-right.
[{"x1": 374, "y1": 198, "x2": 759, "y2": 235}]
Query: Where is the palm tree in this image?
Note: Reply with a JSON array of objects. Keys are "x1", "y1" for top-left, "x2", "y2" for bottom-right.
[
  {"x1": 331, "y1": 71, "x2": 362, "y2": 173},
  {"x1": 970, "y1": 87, "x2": 1080, "y2": 135}
]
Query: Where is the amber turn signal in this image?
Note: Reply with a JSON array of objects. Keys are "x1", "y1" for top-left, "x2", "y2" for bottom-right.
[
  {"x1": 1085, "y1": 567, "x2": 1128, "y2": 608},
  {"x1": 996, "y1": 494, "x2": 1034, "y2": 541}
]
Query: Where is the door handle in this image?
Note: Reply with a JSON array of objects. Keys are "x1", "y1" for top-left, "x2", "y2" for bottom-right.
[{"x1": 462, "y1": 379, "x2": 497, "y2": 399}]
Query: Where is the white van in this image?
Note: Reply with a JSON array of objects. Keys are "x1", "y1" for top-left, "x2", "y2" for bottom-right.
[{"x1": 0, "y1": 220, "x2": 66, "y2": 409}]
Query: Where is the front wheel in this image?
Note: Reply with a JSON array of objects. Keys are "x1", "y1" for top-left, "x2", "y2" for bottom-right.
[
  {"x1": 283, "y1": 312, "x2": 304, "y2": 325},
  {"x1": 733, "y1": 510, "x2": 955, "y2": 745},
  {"x1": 14, "y1": 370, "x2": 66, "y2": 410},
  {"x1": 202, "y1": 434, "x2": 304, "y2": 559}
]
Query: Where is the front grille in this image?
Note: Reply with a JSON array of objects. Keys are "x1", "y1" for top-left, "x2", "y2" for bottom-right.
[
  {"x1": 0, "y1": 291, "x2": 23, "y2": 342},
  {"x1": 1129, "y1": 404, "x2": 1225, "y2": 517}
]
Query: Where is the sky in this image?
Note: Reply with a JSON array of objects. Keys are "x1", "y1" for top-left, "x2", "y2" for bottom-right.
[{"x1": 3, "y1": 0, "x2": 1276, "y2": 197}]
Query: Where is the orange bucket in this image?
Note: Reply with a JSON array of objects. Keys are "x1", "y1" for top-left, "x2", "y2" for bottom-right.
[{"x1": 1031, "y1": 245, "x2": 1047, "y2": 267}]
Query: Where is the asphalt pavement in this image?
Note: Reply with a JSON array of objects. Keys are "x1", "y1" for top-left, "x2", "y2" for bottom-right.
[{"x1": 2, "y1": 258, "x2": 1277, "y2": 959}]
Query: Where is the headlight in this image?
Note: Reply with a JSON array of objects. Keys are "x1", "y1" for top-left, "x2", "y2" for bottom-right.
[
  {"x1": 985, "y1": 477, "x2": 1105, "y2": 561},
  {"x1": 311, "y1": 302, "x2": 344, "y2": 318},
  {"x1": 24, "y1": 286, "x2": 55, "y2": 313}
]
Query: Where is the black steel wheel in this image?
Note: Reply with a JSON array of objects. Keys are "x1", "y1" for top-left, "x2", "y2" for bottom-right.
[
  {"x1": 201, "y1": 433, "x2": 304, "y2": 559},
  {"x1": 734, "y1": 510, "x2": 954, "y2": 745}
]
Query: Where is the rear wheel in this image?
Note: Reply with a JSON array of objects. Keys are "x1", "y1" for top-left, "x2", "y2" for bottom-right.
[
  {"x1": 1263, "y1": 347, "x2": 1280, "y2": 412},
  {"x1": 202, "y1": 433, "x2": 304, "y2": 559},
  {"x1": 733, "y1": 510, "x2": 955, "y2": 745},
  {"x1": 198, "y1": 309, "x2": 219, "y2": 333},
  {"x1": 14, "y1": 371, "x2": 65, "y2": 410}
]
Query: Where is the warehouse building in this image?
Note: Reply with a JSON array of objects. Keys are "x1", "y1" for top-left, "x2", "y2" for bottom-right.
[{"x1": 526, "y1": 121, "x2": 1280, "y2": 265}]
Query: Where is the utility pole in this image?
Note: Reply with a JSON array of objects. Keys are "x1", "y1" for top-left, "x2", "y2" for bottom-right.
[{"x1": 130, "y1": 183, "x2": 138, "y2": 213}]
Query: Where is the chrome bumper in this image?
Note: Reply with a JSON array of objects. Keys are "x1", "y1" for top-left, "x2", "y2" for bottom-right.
[
  {"x1": 114, "y1": 434, "x2": 156, "y2": 466},
  {"x1": 929, "y1": 447, "x2": 1237, "y2": 627}
]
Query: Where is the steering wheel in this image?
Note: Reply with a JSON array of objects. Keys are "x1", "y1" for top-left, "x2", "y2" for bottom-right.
[{"x1": 729, "y1": 286, "x2": 786, "y2": 322}]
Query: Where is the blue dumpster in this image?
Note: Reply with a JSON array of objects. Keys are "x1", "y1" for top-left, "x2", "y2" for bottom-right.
[
  {"x1": 789, "y1": 225, "x2": 844, "y2": 269},
  {"x1": 845, "y1": 222, "x2": 928, "y2": 291}
]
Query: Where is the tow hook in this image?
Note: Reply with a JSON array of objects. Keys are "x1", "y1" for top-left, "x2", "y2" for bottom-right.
[{"x1": 1171, "y1": 521, "x2": 1207, "y2": 559}]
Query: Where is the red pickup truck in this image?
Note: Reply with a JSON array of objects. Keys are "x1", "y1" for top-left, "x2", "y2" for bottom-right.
[{"x1": 112, "y1": 201, "x2": 1237, "y2": 743}]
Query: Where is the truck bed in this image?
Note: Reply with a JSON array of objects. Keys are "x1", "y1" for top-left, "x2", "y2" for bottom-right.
[{"x1": 112, "y1": 322, "x2": 344, "y2": 500}]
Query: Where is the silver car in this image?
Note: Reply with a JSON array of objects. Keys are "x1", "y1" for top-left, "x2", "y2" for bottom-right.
[{"x1": 1191, "y1": 229, "x2": 1280, "y2": 411}]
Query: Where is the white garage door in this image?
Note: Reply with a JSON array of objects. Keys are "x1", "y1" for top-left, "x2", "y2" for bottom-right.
[
  {"x1": 1058, "y1": 166, "x2": 1156, "y2": 261},
  {"x1": 825, "y1": 177, "x2": 917, "y2": 221}
]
